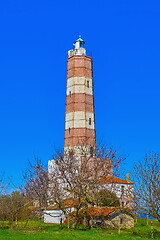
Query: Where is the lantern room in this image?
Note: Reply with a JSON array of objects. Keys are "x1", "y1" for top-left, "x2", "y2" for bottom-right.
[{"x1": 68, "y1": 35, "x2": 86, "y2": 57}]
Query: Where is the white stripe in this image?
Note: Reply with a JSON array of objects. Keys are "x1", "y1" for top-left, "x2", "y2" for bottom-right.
[
  {"x1": 65, "y1": 111, "x2": 95, "y2": 130},
  {"x1": 64, "y1": 145, "x2": 95, "y2": 156},
  {"x1": 67, "y1": 77, "x2": 85, "y2": 87},
  {"x1": 66, "y1": 77, "x2": 92, "y2": 96}
]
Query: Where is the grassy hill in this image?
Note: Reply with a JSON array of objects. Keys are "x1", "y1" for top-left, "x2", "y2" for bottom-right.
[{"x1": 0, "y1": 218, "x2": 160, "y2": 240}]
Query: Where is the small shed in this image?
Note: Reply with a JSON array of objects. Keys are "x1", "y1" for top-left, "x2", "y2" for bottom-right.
[
  {"x1": 43, "y1": 198, "x2": 77, "y2": 224},
  {"x1": 87, "y1": 207, "x2": 134, "y2": 229},
  {"x1": 44, "y1": 208, "x2": 66, "y2": 224}
]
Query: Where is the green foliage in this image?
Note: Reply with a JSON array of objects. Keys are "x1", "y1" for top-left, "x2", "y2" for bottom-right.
[
  {"x1": 96, "y1": 190, "x2": 120, "y2": 207},
  {"x1": 0, "y1": 191, "x2": 31, "y2": 226},
  {"x1": 121, "y1": 207, "x2": 134, "y2": 218}
]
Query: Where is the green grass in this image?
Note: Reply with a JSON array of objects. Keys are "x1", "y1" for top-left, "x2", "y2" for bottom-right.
[{"x1": 0, "y1": 218, "x2": 160, "y2": 240}]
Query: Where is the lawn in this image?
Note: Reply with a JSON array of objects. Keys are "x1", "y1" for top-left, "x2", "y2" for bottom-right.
[{"x1": 0, "y1": 218, "x2": 160, "y2": 240}]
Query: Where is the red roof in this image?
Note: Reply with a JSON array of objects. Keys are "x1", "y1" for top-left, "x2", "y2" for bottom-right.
[
  {"x1": 28, "y1": 198, "x2": 82, "y2": 210},
  {"x1": 79, "y1": 207, "x2": 120, "y2": 216},
  {"x1": 45, "y1": 198, "x2": 83, "y2": 210},
  {"x1": 63, "y1": 207, "x2": 120, "y2": 223},
  {"x1": 99, "y1": 176, "x2": 134, "y2": 184}
]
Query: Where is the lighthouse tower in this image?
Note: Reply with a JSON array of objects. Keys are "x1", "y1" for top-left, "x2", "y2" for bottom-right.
[{"x1": 64, "y1": 36, "x2": 96, "y2": 155}]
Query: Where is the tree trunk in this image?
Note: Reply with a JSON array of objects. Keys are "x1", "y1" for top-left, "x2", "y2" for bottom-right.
[
  {"x1": 83, "y1": 216, "x2": 86, "y2": 227},
  {"x1": 135, "y1": 212, "x2": 137, "y2": 224},
  {"x1": 24, "y1": 219, "x2": 29, "y2": 228},
  {"x1": 15, "y1": 214, "x2": 18, "y2": 228},
  {"x1": 118, "y1": 226, "x2": 120, "y2": 235},
  {"x1": 147, "y1": 213, "x2": 148, "y2": 225},
  {"x1": 67, "y1": 216, "x2": 69, "y2": 230},
  {"x1": 73, "y1": 218, "x2": 80, "y2": 229},
  {"x1": 39, "y1": 217, "x2": 42, "y2": 230},
  {"x1": 151, "y1": 221, "x2": 153, "y2": 239},
  {"x1": 118, "y1": 217, "x2": 121, "y2": 235}
]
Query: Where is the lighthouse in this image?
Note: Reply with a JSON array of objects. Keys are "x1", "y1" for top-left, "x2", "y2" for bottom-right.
[
  {"x1": 46, "y1": 37, "x2": 134, "y2": 224},
  {"x1": 64, "y1": 36, "x2": 96, "y2": 156}
]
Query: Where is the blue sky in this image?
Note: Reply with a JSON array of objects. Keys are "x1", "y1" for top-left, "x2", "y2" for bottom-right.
[{"x1": 0, "y1": 0, "x2": 160, "y2": 186}]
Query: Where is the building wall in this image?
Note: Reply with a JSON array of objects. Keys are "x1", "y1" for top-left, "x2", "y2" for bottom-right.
[
  {"x1": 44, "y1": 209, "x2": 66, "y2": 224},
  {"x1": 102, "y1": 182, "x2": 134, "y2": 208}
]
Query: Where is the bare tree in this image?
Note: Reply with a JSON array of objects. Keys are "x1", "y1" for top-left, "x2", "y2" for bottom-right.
[
  {"x1": 133, "y1": 152, "x2": 160, "y2": 221},
  {"x1": 22, "y1": 158, "x2": 49, "y2": 228},
  {"x1": 49, "y1": 144, "x2": 125, "y2": 228},
  {"x1": 0, "y1": 173, "x2": 11, "y2": 196}
]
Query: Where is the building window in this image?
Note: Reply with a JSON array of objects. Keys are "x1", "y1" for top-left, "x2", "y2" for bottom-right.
[
  {"x1": 89, "y1": 118, "x2": 91, "y2": 125},
  {"x1": 69, "y1": 91, "x2": 71, "y2": 98},
  {"x1": 69, "y1": 128, "x2": 70, "y2": 134},
  {"x1": 120, "y1": 218, "x2": 123, "y2": 224},
  {"x1": 87, "y1": 80, "x2": 89, "y2": 88}
]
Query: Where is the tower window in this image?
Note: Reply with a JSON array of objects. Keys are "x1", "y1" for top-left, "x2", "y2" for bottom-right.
[
  {"x1": 69, "y1": 128, "x2": 70, "y2": 134},
  {"x1": 80, "y1": 42, "x2": 84, "y2": 48},
  {"x1": 89, "y1": 118, "x2": 91, "y2": 125},
  {"x1": 69, "y1": 91, "x2": 71, "y2": 98},
  {"x1": 87, "y1": 80, "x2": 89, "y2": 88}
]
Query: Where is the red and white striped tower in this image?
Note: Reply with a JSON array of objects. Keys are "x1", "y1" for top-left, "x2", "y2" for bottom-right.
[{"x1": 64, "y1": 36, "x2": 96, "y2": 155}]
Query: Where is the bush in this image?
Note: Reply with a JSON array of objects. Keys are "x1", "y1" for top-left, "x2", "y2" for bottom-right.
[{"x1": 96, "y1": 190, "x2": 120, "y2": 207}]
